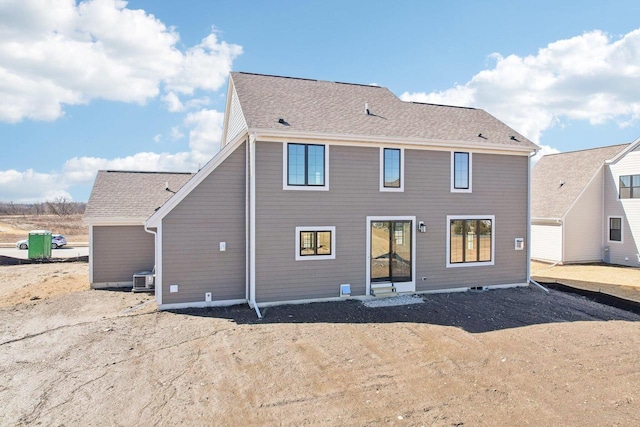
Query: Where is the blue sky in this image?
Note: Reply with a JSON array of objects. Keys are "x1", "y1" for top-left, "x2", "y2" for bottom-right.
[{"x1": 2, "y1": 0, "x2": 640, "y2": 202}]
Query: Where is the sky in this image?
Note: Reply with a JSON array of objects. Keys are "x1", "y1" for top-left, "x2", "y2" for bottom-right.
[{"x1": 2, "y1": 0, "x2": 640, "y2": 203}]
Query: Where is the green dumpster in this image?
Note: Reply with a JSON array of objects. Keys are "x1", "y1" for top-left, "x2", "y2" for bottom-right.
[{"x1": 28, "y1": 230, "x2": 52, "y2": 260}]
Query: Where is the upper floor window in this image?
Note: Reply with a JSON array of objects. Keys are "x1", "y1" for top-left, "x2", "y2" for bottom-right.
[
  {"x1": 284, "y1": 143, "x2": 329, "y2": 191},
  {"x1": 451, "y1": 151, "x2": 472, "y2": 192},
  {"x1": 609, "y1": 216, "x2": 623, "y2": 243},
  {"x1": 380, "y1": 148, "x2": 404, "y2": 192},
  {"x1": 447, "y1": 215, "x2": 494, "y2": 267},
  {"x1": 619, "y1": 175, "x2": 640, "y2": 199}
]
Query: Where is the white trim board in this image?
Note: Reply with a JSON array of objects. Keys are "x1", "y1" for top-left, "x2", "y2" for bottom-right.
[
  {"x1": 146, "y1": 133, "x2": 247, "y2": 228},
  {"x1": 445, "y1": 215, "x2": 496, "y2": 268}
]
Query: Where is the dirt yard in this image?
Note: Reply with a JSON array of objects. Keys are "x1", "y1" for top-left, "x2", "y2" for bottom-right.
[{"x1": 2, "y1": 263, "x2": 640, "y2": 426}]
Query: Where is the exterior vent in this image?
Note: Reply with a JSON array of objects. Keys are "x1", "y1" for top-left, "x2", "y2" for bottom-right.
[{"x1": 133, "y1": 270, "x2": 155, "y2": 292}]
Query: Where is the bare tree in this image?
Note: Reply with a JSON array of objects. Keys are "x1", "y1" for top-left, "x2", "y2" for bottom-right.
[{"x1": 47, "y1": 196, "x2": 75, "y2": 216}]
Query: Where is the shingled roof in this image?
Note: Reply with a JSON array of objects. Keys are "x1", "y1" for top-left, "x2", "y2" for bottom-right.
[
  {"x1": 84, "y1": 171, "x2": 194, "y2": 224},
  {"x1": 230, "y1": 72, "x2": 538, "y2": 151},
  {"x1": 531, "y1": 144, "x2": 628, "y2": 219}
]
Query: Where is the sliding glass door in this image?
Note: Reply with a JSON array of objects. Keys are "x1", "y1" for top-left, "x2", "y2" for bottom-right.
[{"x1": 370, "y1": 220, "x2": 412, "y2": 283}]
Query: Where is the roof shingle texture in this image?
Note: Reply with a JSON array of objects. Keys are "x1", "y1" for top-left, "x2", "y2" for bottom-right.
[
  {"x1": 531, "y1": 144, "x2": 628, "y2": 219},
  {"x1": 84, "y1": 171, "x2": 194, "y2": 221},
  {"x1": 231, "y1": 72, "x2": 538, "y2": 151}
]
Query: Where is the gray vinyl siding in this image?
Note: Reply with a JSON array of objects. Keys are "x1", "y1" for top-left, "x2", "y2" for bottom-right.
[
  {"x1": 255, "y1": 142, "x2": 529, "y2": 303},
  {"x1": 161, "y1": 142, "x2": 246, "y2": 304},
  {"x1": 92, "y1": 225, "x2": 154, "y2": 285}
]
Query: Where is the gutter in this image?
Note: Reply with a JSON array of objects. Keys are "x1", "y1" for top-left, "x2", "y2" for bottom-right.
[
  {"x1": 531, "y1": 217, "x2": 563, "y2": 225},
  {"x1": 143, "y1": 223, "x2": 160, "y2": 305},
  {"x1": 248, "y1": 128, "x2": 537, "y2": 155}
]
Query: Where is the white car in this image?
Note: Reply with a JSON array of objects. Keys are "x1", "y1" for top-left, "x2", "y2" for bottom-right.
[{"x1": 16, "y1": 234, "x2": 67, "y2": 250}]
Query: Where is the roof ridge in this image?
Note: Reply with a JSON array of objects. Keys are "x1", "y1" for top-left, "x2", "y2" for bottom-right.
[
  {"x1": 102, "y1": 170, "x2": 193, "y2": 175},
  {"x1": 234, "y1": 71, "x2": 317, "y2": 82},
  {"x1": 543, "y1": 143, "x2": 629, "y2": 157},
  {"x1": 235, "y1": 71, "x2": 384, "y2": 89},
  {"x1": 409, "y1": 101, "x2": 477, "y2": 110}
]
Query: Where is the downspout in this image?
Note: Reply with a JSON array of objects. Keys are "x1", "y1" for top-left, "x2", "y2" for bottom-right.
[
  {"x1": 249, "y1": 133, "x2": 262, "y2": 319},
  {"x1": 143, "y1": 223, "x2": 160, "y2": 304},
  {"x1": 245, "y1": 136, "x2": 250, "y2": 303},
  {"x1": 527, "y1": 151, "x2": 533, "y2": 285},
  {"x1": 527, "y1": 151, "x2": 549, "y2": 293}
]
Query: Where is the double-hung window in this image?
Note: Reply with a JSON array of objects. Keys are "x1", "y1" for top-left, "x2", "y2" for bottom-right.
[
  {"x1": 295, "y1": 226, "x2": 336, "y2": 260},
  {"x1": 608, "y1": 217, "x2": 623, "y2": 243},
  {"x1": 446, "y1": 215, "x2": 494, "y2": 267},
  {"x1": 285, "y1": 143, "x2": 327, "y2": 190},
  {"x1": 451, "y1": 151, "x2": 472, "y2": 192},
  {"x1": 619, "y1": 175, "x2": 640, "y2": 199},
  {"x1": 380, "y1": 148, "x2": 404, "y2": 191}
]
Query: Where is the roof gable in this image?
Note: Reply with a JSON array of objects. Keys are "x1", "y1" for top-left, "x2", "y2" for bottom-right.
[
  {"x1": 84, "y1": 171, "x2": 194, "y2": 224},
  {"x1": 229, "y1": 72, "x2": 538, "y2": 152},
  {"x1": 531, "y1": 144, "x2": 628, "y2": 219}
]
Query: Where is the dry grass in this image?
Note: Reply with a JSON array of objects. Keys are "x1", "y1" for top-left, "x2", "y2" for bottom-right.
[{"x1": 0, "y1": 214, "x2": 88, "y2": 243}]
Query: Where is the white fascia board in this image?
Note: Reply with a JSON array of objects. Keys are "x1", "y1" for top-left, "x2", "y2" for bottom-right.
[
  {"x1": 531, "y1": 217, "x2": 563, "y2": 225},
  {"x1": 146, "y1": 132, "x2": 247, "y2": 228},
  {"x1": 605, "y1": 136, "x2": 640, "y2": 165},
  {"x1": 249, "y1": 128, "x2": 536, "y2": 156},
  {"x1": 83, "y1": 217, "x2": 147, "y2": 226}
]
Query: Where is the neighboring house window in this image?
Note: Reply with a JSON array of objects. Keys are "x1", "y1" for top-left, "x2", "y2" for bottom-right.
[
  {"x1": 451, "y1": 151, "x2": 472, "y2": 192},
  {"x1": 608, "y1": 217, "x2": 623, "y2": 243},
  {"x1": 446, "y1": 215, "x2": 494, "y2": 267},
  {"x1": 619, "y1": 175, "x2": 640, "y2": 199},
  {"x1": 380, "y1": 148, "x2": 404, "y2": 191},
  {"x1": 295, "y1": 226, "x2": 336, "y2": 260},
  {"x1": 284, "y1": 143, "x2": 329, "y2": 191}
]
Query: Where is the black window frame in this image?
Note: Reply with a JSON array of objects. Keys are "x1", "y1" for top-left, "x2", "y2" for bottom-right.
[
  {"x1": 383, "y1": 148, "x2": 401, "y2": 188},
  {"x1": 287, "y1": 143, "x2": 325, "y2": 187},
  {"x1": 449, "y1": 218, "x2": 492, "y2": 264},
  {"x1": 609, "y1": 217, "x2": 622, "y2": 242},
  {"x1": 453, "y1": 151, "x2": 470, "y2": 190},
  {"x1": 299, "y1": 230, "x2": 332, "y2": 257},
  {"x1": 619, "y1": 174, "x2": 640, "y2": 199}
]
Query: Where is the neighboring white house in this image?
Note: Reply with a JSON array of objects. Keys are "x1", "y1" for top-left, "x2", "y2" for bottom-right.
[{"x1": 531, "y1": 139, "x2": 640, "y2": 266}]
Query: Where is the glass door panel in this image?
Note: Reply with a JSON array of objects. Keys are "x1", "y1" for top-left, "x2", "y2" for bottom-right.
[
  {"x1": 371, "y1": 221, "x2": 391, "y2": 282},
  {"x1": 391, "y1": 221, "x2": 412, "y2": 282}
]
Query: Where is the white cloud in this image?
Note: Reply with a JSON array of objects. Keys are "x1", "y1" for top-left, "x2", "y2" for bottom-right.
[
  {"x1": 0, "y1": 0, "x2": 242, "y2": 122},
  {"x1": 162, "y1": 92, "x2": 184, "y2": 112},
  {"x1": 401, "y1": 29, "x2": 640, "y2": 145},
  {"x1": 0, "y1": 104, "x2": 225, "y2": 202},
  {"x1": 170, "y1": 126, "x2": 185, "y2": 140},
  {"x1": 184, "y1": 109, "x2": 225, "y2": 163}
]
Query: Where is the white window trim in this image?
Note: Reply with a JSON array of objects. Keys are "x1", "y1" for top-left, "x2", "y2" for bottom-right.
[
  {"x1": 379, "y1": 147, "x2": 404, "y2": 192},
  {"x1": 446, "y1": 214, "x2": 495, "y2": 268},
  {"x1": 607, "y1": 215, "x2": 624, "y2": 244},
  {"x1": 283, "y1": 143, "x2": 330, "y2": 191},
  {"x1": 365, "y1": 216, "x2": 416, "y2": 296},
  {"x1": 450, "y1": 151, "x2": 473, "y2": 193},
  {"x1": 295, "y1": 226, "x2": 336, "y2": 260}
]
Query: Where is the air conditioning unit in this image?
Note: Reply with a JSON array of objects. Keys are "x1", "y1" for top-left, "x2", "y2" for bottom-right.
[{"x1": 132, "y1": 270, "x2": 155, "y2": 292}]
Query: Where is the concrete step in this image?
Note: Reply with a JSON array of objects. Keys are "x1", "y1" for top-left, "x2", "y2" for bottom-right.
[{"x1": 371, "y1": 283, "x2": 397, "y2": 297}]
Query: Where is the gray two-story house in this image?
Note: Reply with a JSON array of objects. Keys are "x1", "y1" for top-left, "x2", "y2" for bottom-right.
[{"x1": 87, "y1": 72, "x2": 538, "y2": 312}]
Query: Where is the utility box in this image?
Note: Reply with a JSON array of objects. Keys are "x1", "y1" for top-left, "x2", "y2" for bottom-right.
[{"x1": 28, "y1": 230, "x2": 52, "y2": 260}]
